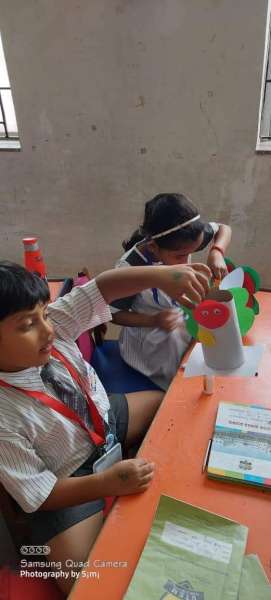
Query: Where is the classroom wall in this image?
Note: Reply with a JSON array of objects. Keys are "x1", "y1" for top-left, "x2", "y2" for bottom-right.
[{"x1": 0, "y1": 0, "x2": 270, "y2": 285}]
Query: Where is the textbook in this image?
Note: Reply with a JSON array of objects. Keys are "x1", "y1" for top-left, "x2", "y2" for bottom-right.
[
  {"x1": 238, "y1": 555, "x2": 271, "y2": 600},
  {"x1": 124, "y1": 495, "x2": 248, "y2": 600},
  {"x1": 207, "y1": 402, "x2": 271, "y2": 488}
]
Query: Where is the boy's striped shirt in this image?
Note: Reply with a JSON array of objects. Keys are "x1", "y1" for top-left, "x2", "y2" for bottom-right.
[{"x1": 0, "y1": 280, "x2": 111, "y2": 513}]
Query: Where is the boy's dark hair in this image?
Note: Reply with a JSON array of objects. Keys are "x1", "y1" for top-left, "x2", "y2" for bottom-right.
[
  {"x1": 0, "y1": 261, "x2": 50, "y2": 320},
  {"x1": 123, "y1": 193, "x2": 205, "y2": 251}
]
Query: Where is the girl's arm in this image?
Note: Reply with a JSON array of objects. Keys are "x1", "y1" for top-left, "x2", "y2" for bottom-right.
[
  {"x1": 112, "y1": 309, "x2": 184, "y2": 332},
  {"x1": 112, "y1": 310, "x2": 157, "y2": 328},
  {"x1": 212, "y1": 223, "x2": 232, "y2": 253},
  {"x1": 207, "y1": 224, "x2": 232, "y2": 280}
]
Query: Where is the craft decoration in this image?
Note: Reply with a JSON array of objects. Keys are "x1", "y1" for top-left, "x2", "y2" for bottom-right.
[
  {"x1": 182, "y1": 260, "x2": 263, "y2": 378},
  {"x1": 193, "y1": 289, "x2": 245, "y2": 370},
  {"x1": 224, "y1": 260, "x2": 260, "y2": 315}
]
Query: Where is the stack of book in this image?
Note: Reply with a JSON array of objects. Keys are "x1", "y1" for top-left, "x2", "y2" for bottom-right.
[
  {"x1": 124, "y1": 495, "x2": 270, "y2": 600},
  {"x1": 207, "y1": 402, "x2": 271, "y2": 488}
]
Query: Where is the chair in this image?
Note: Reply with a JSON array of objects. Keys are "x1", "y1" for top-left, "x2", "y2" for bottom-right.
[
  {"x1": 91, "y1": 340, "x2": 161, "y2": 393},
  {"x1": 0, "y1": 566, "x2": 64, "y2": 599}
]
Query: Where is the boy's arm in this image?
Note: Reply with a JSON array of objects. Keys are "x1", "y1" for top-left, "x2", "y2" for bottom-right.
[
  {"x1": 48, "y1": 278, "x2": 112, "y2": 342},
  {"x1": 96, "y1": 263, "x2": 210, "y2": 308},
  {"x1": 0, "y1": 435, "x2": 155, "y2": 512},
  {"x1": 49, "y1": 264, "x2": 210, "y2": 342},
  {"x1": 41, "y1": 458, "x2": 155, "y2": 510},
  {"x1": 0, "y1": 434, "x2": 59, "y2": 513}
]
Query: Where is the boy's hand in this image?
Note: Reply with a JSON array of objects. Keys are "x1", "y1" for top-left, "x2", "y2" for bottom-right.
[
  {"x1": 156, "y1": 263, "x2": 211, "y2": 308},
  {"x1": 207, "y1": 251, "x2": 228, "y2": 280},
  {"x1": 154, "y1": 309, "x2": 183, "y2": 331},
  {"x1": 101, "y1": 458, "x2": 155, "y2": 496}
]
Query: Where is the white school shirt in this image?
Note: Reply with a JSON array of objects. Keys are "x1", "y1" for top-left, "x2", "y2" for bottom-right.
[
  {"x1": 111, "y1": 222, "x2": 219, "y2": 391},
  {"x1": 0, "y1": 279, "x2": 111, "y2": 513}
]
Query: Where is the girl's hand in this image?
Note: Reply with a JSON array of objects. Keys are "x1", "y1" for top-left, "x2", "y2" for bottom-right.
[
  {"x1": 101, "y1": 458, "x2": 155, "y2": 496},
  {"x1": 154, "y1": 309, "x2": 183, "y2": 331},
  {"x1": 155, "y1": 263, "x2": 211, "y2": 308},
  {"x1": 207, "y1": 251, "x2": 228, "y2": 280}
]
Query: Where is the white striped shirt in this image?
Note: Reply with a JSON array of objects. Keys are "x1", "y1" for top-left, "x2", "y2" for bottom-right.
[{"x1": 0, "y1": 280, "x2": 111, "y2": 513}]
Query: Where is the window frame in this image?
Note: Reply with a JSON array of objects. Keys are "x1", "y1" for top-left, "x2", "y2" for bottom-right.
[
  {"x1": 256, "y1": 0, "x2": 271, "y2": 152},
  {"x1": 0, "y1": 33, "x2": 20, "y2": 151}
]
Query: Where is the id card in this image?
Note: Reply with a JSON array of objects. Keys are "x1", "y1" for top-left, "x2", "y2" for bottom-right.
[{"x1": 92, "y1": 442, "x2": 122, "y2": 474}]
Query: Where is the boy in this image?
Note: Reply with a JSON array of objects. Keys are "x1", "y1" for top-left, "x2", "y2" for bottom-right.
[{"x1": 0, "y1": 260, "x2": 210, "y2": 594}]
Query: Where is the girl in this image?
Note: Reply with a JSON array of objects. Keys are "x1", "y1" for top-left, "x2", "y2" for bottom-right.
[{"x1": 111, "y1": 193, "x2": 231, "y2": 391}]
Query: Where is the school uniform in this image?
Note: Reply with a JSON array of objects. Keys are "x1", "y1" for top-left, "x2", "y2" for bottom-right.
[
  {"x1": 0, "y1": 280, "x2": 128, "y2": 544},
  {"x1": 111, "y1": 222, "x2": 219, "y2": 391}
]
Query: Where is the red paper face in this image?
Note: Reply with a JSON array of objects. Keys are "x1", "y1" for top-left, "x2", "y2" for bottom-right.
[{"x1": 193, "y1": 300, "x2": 230, "y2": 329}]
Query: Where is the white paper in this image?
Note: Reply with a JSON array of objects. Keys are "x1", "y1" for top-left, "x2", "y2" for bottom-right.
[
  {"x1": 184, "y1": 343, "x2": 264, "y2": 377},
  {"x1": 220, "y1": 267, "x2": 244, "y2": 290},
  {"x1": 209, "y1": 449, "x2": 271, "y2": 479},
  {"x1": 216, "y1": 403, "x2": 271, "y2": 435},
  {"x1": 161, "y1": 521, "x2": 232, "y2": 564},
  {"x1": 201, "y1": 296, "x2": 245, "y2": 370}
]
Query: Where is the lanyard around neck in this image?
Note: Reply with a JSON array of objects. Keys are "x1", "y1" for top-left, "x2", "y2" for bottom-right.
[
  {"x1": 0, "y1": 347, "x2": 106, "y2": 448},
  {"x1": 51, "y1": 347, "x2": 105, "y2": 442}
]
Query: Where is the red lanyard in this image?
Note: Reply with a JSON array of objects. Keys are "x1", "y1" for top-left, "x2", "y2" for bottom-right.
[{"x1": 0, "y1": 347, "x2": 106, "y2": 448}]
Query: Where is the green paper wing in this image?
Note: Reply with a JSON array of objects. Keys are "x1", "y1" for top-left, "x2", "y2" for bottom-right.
[
  {"x1": 252, "y1": 296, "x2": 260, "y2": 315},
  {"x1": 229, "y1": 287, "x2": 255, "y2": 335},
  {"x1": 181, "y1": 306, "x2": 199, "y2": 339}
]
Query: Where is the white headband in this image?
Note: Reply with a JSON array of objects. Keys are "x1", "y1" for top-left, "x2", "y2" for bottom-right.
[{"x1": 151, "y1": 214, "x2": 201, "y2": 240}]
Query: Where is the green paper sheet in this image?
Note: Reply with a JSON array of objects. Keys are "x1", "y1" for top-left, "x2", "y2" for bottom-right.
[
  {"x1": 124, "y1": 495, "x2": 248, "y2": 600},
  {"x1": 229, "y1": 287, "x2": 255, "y2": 335},
  {"x1": 238, "y1": 555, "x2": 271, "y2": 599}
]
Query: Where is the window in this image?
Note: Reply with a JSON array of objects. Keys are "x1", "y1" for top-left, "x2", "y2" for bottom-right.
[
  {"x1": 0, "y1": 33, "x2": 20, "y2": 150},
  {"x1": 257, "y1": 0, "x2": 271, "y2": 151}
]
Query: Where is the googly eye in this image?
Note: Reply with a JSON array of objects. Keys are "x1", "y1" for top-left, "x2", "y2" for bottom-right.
[
  {"x1": 213, "y1": 308, "x2": 221, "y2": 315},
  {"x1": 201, "y1": 310, "x2": 209, "y2": 317}
]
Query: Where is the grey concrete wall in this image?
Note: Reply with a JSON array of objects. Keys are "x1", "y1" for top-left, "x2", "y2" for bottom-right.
[{"x1": 0, "y1": 0, "x2": 270, "y2": 284}]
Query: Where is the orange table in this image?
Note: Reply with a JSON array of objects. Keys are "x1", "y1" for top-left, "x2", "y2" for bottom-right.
[{"x1": 70, "y1": 292, "x2": 271, "y2": 599}]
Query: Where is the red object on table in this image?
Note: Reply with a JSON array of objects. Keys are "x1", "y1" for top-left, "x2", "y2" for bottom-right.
[{"x1": 23, "y1": 237, "x2": 47, "y2": 279}]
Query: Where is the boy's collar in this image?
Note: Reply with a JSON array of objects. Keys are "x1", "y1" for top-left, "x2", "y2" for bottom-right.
[{"x1": 0, "y1": 366, "x2": 45, "y2": 391}]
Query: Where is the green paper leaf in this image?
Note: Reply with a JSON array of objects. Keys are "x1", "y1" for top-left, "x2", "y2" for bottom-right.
[
  {"x1": 180, "y1": 306, "x2": 199, "y2": 339},
  {"x1": 252, "y1": 296, "x2": 260, "y2": 315},
  {"x1": 229, "y1": 287, "x2": 255, "y2": 335}
]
